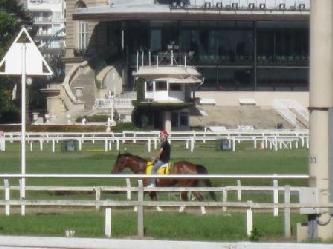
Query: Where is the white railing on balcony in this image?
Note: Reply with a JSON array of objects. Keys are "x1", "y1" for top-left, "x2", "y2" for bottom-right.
[{"x1": 95, "y1": 98, "x2": 133, "y2": 110}]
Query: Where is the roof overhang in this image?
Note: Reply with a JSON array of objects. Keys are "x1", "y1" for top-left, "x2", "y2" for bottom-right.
[
  {"x1": 154, "y1": 77, "x2": 202, "y2": 84},
  {"x1": 73, "y1": 5, "x2": 309, "y2": 22},
  {"x1": 133, "y1": 66, "x2": 201, "y2": 78}
]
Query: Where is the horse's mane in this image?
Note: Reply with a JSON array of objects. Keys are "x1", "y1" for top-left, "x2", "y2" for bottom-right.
[{"x1": 118, "y1": 153, "x2": 147, "y2": 162}]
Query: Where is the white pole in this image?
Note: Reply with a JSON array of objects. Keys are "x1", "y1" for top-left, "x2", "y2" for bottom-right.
[
  {"x1": 149, "y1": 51, "x2": 151, "y2": 66},
  {"x1": 237, "y1": 180, "x2": 242, "y2": 201},
  {"x1": 20, "y1": 43, "x2": 27, "y2": 216},
  {"x1": 273, "y1": 179, "x2": 279, "y2": 216},
  {"x1": 136, "y1": 51, "x2": 139, "y2": 71},
  {"x1": 4, "y1": 179, "x2": 10, "y2": 216},
  {"x1": 246, "y1": 200, "x2": 253, "y2": 236},
  {"x1": 105, "y1": 208, "x2": 112, "y2": 237}
]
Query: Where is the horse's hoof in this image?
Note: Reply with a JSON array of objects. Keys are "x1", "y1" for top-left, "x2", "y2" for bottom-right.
[
  {"x1": 200, "y1": 206, "x2": 207, "y2": 215},
  {"x1": 133, "y1": 206, "x2": 138, "y2": 212},
  {"x1": 156, "y1": 206, "x2": 163, "y2": 212}
]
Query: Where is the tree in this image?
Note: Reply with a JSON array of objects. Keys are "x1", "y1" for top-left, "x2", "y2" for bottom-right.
[{"x1": 0, "y1": 0, "x2": 31, "y2": 123}]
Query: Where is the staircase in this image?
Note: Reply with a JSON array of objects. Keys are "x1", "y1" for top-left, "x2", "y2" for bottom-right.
[
  {"x1": 70, "y1": 69, "x2": 96, "y2": 110},
  {"x1": 272, "y1": 99, "x2": 309, "y2": 128},
  {"x1": 190, "y1": 106, "x2": 292, "y2": 129}
]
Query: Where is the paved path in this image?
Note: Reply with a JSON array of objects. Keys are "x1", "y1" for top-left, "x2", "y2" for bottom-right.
[{"x1": 1, "y1": 236, "x2": 333, "y2": 249}]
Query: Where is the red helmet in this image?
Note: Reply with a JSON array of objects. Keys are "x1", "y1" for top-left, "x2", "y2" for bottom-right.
[{"x1": 160, "y1": 129, "x2": 169, "y2": 137}]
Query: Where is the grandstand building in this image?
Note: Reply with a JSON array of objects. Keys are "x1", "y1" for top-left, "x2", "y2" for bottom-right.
[{"x1": 44, "y1": 0, "x2": 310, "y2": 129}]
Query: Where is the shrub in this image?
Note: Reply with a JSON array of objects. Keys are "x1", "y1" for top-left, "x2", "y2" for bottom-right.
[{"x1": 249, "y1": 227, "x2": 263, "y2": 241}]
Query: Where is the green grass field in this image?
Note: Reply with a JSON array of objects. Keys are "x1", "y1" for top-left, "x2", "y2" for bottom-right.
[{"x1": 0, "y1": 140, "x2": 309, "y2": 240}]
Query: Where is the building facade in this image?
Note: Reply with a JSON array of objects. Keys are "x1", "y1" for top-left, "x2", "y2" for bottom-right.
[
  {"x1": 44, "y1": 0, "x2": 310, "y2": 127},
  {"x1": 26, "y1": 0, "x2": 66, "y2": 55}
]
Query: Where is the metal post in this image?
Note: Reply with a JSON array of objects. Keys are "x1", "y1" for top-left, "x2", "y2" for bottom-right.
[
  {"x1": 20, "y1": 43, "x2": 27, "y2": 217},
  {"x1": 310, "y1": 1, "x2": 333, "y2": 239}
]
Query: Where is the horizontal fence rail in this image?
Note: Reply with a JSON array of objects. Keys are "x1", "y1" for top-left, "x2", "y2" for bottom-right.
[
  {"x1": 0, "y1": 129, "x2": 309, "y2": 152},
  {"x1": 0, "y1": 174, "x2": 310, "y2": 179}
]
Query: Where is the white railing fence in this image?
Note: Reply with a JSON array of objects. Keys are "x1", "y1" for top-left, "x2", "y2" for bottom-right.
[
  {"x1": 0, "y1": 173, "x2": 311, "y2": 239},
  {"x1": 1, "y1": 129, "x2": 309, "y2": 153},
  {"x1": 95, "y1": 98, "x2": 134, "y2": 110}
]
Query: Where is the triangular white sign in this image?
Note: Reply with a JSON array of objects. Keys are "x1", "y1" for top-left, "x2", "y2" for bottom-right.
[{"x1": 0, "y1": 27, "x2": 53, "y2": 76}]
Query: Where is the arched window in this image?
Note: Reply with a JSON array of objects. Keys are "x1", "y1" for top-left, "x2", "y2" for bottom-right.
[{"x1": 75, "y1": 1, "x2": 88, "y2": 52}]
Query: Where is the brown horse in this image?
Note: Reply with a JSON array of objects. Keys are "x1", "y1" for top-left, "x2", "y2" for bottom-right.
[{"x1": 111, "y1": 153, "x2": 216, "y2": 202}]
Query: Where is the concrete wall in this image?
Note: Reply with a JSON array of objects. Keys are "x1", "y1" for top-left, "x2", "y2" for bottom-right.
[{"x1": 196, "y1": 91, "x2": 309, "y2": 107}]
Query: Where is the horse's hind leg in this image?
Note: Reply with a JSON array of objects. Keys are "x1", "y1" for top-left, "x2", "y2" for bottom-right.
[
  {"x1": 191, "y1": 192, "x2": 206, "y2": 215},
  {"x1": 149, "y1": 192, "x2": 163, "y2": 212},
  {"x1": 179, "y1": 191, "x2": 188, "y2": 213}
]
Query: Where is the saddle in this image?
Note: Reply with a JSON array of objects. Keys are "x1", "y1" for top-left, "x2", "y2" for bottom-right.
[{"x1": 145, "y1": 161, "x2": 171, "y2": 175}]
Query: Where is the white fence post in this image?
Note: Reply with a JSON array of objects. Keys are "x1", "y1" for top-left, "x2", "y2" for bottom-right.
[
  {"x1": 4, "y1": 179, "x2": 10, "y2": 216},
  {"x1": 126, "y1": 178, "x2": 132, "y2": 200},
  {"x1": 39, "y1": 139, "x2": 43, "y2": 151},
  {"x1": 154, "y1": 138, "x2": 158, "y2": 150},
  {"x1": 222, "y1": 188, "x2": 227, "y2": 212},
  {"x1": 95, "y1": 187, "x2": 101, "y2": 210},
  {"x1": 0, "y1": 131, "x2": 5, "y2": 151},
  {"x1": 190, "y1": 137, "x2": 195, "y2": 152},
  {"x1": 137, "y1": 180, "x2": 144, "y2": 238},
  {"x1": 284, "y1": 185, "x2": 291, "y2": 238},
  {"x1": 246, "y1": 200, "x2": 253, "y2": 236},
  {"x1": 104, "y1": 139, "x2": 108, "y2": 152},
  {"x1": 232, "y1": 137, "x2": 236, "y2": 152},
  {"x1": 19, "y1": 179, "x2": 25, "y2": 216},
  {"x1": 78, "y1": 139, "x2": 82, "y2": 151},
  {"x1": 147, "y1": 139, "x2": 151, "y2": 153},
  {"x1": 52, "y1": 139, "x2": 55, "y2": 152},
  {"x1": 116, "y1": 139, "x2": 120, "y2": 151},
  {"x1": 108, "y1": 140, "x2": 112, "y2": 151},
  {"x1": 273, "y1": 180, "x2": 279, "y2": 216},
  {"x1": 105, "y1": 208, "x2": 112, "y2": 237},
  {"x1": 237, "y1": 180, "x2": 242, "y2": 201}
]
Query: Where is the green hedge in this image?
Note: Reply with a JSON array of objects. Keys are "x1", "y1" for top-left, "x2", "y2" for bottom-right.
[
  {"x1": 0, "y1": 122, "x2": 142, "y2": 132},
  {"x1": 76, "y1": 115, "x2": 109, "y2": 123},
  {"x1": 0, "y1": 125, "x2": 106, "y2": 132}
]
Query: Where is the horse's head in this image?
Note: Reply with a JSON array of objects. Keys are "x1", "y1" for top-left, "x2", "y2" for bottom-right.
[{"x1": 111, "y1": 153, "x2": 147, "y2": 174}]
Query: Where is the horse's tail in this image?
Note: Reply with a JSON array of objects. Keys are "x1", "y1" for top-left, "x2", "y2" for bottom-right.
[{"x1": 196, "y1": 165, "x2": 217, "y2": 201}]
